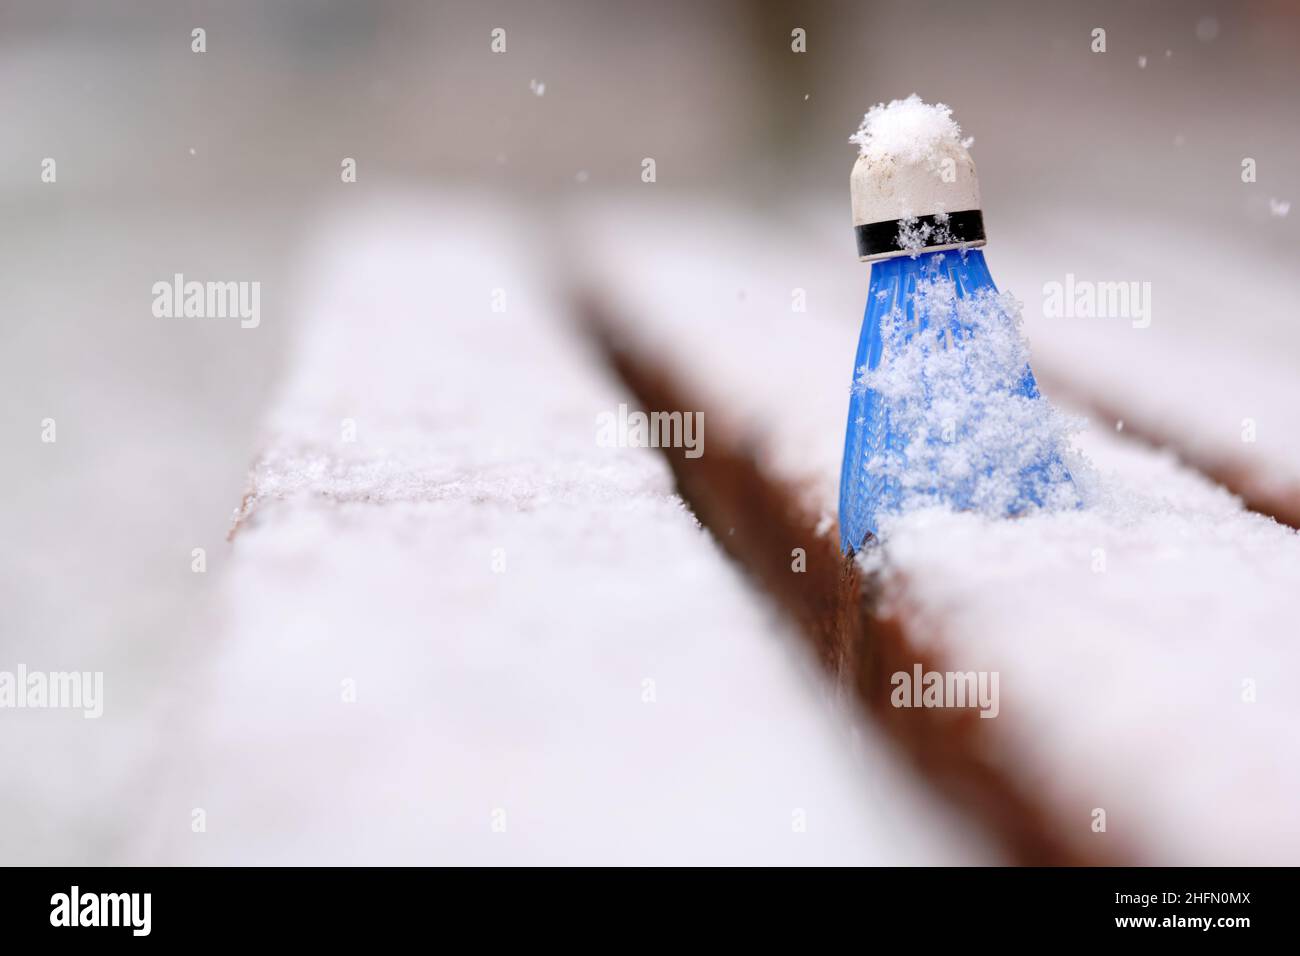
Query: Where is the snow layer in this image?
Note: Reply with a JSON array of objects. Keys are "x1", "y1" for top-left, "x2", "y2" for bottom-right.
[
  {"x1": 161, "y1": 197, "x2": 983, "y2": 865},
  {"x1": 997, "y1": 204, "x2": 1300, "y2": 513},
  {"x1": 872, "y1": 427, "x2": 1300, "y2": 863},
  {"x1": 576, "y1": 196, "x2": 1300, "y2": 863},
  {"x1": 849, "y1": 95, "x2": 967, "y2": 165},
  {"x1": 857, "y1": 266, "x2": 1080, "y2": 523},
  {"x1": 848, "y1": 95, "x2": 982, "y2": 245},
  {"x1": 573, "y1": 198, "x2": 855, "y2": 528}
]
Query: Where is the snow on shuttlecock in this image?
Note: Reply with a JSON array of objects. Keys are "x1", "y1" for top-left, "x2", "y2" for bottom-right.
[
  {"x1": 897, "y1": 210, "x2": 956, "y2": 257},
  {"x1": 855, "y1": 266, "x2": 1085, "y2": 523},
  {"x1": 849, "y1": 94, "x2": 972, "y2": 165},
  {"x1": 840, "y1": 96, "x2": 1080, "y2": 552},
  {"x1": 848, "y1": 95, "x2": 981, "y2": 260}
]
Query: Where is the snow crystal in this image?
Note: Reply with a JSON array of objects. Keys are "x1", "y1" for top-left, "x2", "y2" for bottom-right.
[
  {"x1": 849, "y1": 94, "x2": 967, "y2": 167},
  {"x1": 896, "y1": 211, "x2": 957, "y2": 257},
  {"x1": 858, "y1": 266, "x2": 1083, "y2": 526}
]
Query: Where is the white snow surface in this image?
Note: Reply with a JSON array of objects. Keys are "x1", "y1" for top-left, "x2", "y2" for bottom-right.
[
  {"x1": 873, "y1": 428, "x2": 1300, "y2": 863},
  {"x1": 998, "y1": 204, "x2": 1300, "y2": 511},
  {"x1": 849, "y1": 94, "x2": 967, "y2": 165},
  {"x1": 576, "y1": 197, "x2": 1300, "y2": 863},
  {"x1": 159, "y1": 198, "x2": 984, "y2": 865}
]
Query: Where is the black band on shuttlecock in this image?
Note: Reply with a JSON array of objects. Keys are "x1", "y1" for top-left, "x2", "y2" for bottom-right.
[{"x1": 854, "y1": 209, "x2": 986, "y2": 259}]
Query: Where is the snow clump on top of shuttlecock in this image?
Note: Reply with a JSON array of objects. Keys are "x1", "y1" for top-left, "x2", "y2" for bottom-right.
[{"x1": 849, "y1": 94, "x2": 973, "y2": 167}]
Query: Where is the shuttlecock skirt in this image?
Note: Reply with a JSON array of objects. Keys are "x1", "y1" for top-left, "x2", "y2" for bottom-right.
[{"x1": 838, "y1": 249, "x2": 1071, "y2": 554}]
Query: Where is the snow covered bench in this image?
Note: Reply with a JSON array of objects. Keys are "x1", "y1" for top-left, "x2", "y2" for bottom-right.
[
  {"x1": 575, "y1": 197, "x2": 1300, "y2": 865},
  {"x1": 164, "y1": 198, "x2": 980, "y2": 865},
  {"x1": 995, "y1": 205, "x2": 1300, "y2": 530}
]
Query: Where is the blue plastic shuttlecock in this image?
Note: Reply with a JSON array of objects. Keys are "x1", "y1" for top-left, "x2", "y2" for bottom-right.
[{"x1": 838, "y1": 97, "x2": 1075, "y2": 554}]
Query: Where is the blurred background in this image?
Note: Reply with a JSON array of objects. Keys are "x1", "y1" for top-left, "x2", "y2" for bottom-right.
[{"x1": 1, "y1": 0, "x2": 1297, "y2": 862}]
